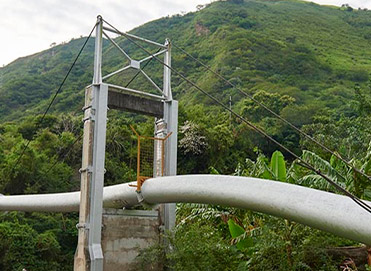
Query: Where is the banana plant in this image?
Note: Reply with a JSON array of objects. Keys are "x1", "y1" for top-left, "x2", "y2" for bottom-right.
[
  {"x1": 270, "y1": 150, "x2": 287, "y2": 182},
  {"x1": 231, "y1": 147, "x2": 371, "y2": 270},
  {"x1": 228, "y1": 219, "x2": 254, "y2": 252},
  {"x1": 227, "y1": 219, "x2": 254, "y2": 270},
  {"x1": 237, "y1": 150, "x2": 287, "y2": 182},
  {"x1": 230, "y1": 150, "x2": 294, "y2": 268},
  {"x1": 289, "y1": 147, "x2": 371, "y2": 198}
]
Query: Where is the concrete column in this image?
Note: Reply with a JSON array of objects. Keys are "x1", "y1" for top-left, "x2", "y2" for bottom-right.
[
  {"x1": 74, "y1": 83, "x2": 108, "y2": 271},
  {"x1": 101, "y1": 209, "x2": 162, "y2": 270}
]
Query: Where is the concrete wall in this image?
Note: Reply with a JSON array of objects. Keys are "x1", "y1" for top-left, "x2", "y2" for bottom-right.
[{"x1": 101, "y1": 209, "x2": 161, "y2": 271}]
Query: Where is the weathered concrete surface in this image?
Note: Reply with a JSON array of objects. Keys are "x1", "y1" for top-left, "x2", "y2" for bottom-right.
[
  {"x1": 107, "y1": 90, "x2": 163, "y2": 118},
  {"x1": 101, "y1": 209, "x2": 161, "y2": 270}
]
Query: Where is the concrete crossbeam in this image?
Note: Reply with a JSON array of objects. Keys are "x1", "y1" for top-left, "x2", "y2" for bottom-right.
[{"x1": 107, "y1": 90, "x2": 163, "y2": 118}]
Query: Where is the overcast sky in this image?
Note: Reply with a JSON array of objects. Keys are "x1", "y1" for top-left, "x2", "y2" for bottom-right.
[{"x1": 1, "y1": 0, "x2": 370, "y2": 66}]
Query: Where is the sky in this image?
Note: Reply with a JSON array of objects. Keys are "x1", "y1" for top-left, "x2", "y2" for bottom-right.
[{"x1": 1, "y1": 0, "x2": 370, "y2": 67}]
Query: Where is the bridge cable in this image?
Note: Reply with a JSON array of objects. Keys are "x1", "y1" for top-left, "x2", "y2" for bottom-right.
[
  {"x1": 102, "y1": 18, "x2": 371, "y2": 214},
  {"x1": 44, "y1": 133, "x2": 83, "y2": 175},
  {"x1": 171, "y1": 42, "x2": 371, "y2": 182},
  {"x1": 171, "y1": 44, "x2": 368, "y2": 194},
  {"x1": 45, "y1": 46, "x2": 159, "y2": 174},
  {"x1": 125, "y1": 48, "x2": 161, "y2": 88},
  {"x1": 9, "y1": 23, "x2": 97, "y2": 175}
]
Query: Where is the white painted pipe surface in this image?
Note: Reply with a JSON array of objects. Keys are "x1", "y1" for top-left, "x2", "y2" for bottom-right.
[
  {"x1": 141, "y1": 175, "x2": 371, "y2": 245},
  {"x1": 0, "y1": 182, "x2": 138, "y2": 212},
  {"x1": 0, "y1": 175, "x2": 370, "y2": 245}
]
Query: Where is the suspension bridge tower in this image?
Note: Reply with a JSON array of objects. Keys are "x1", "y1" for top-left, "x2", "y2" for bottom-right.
[{"x1": 74, "y1": 16, "x2": 178, "y2": 271}]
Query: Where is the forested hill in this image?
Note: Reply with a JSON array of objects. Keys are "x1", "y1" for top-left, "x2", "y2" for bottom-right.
[
  {"x1": 1, "y1": 0, "x2": 370, "y2": 122},
  {"x1": 0, "y1": 2, "x2": 370, "y2": 269}
]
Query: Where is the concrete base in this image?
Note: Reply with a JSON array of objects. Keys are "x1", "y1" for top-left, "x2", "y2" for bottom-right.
[{"x1": 101, "y1": 208, "x2": 161, "y2": 271}]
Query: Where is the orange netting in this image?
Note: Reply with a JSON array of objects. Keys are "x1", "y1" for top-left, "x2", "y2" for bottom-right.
[{"x1": 130, "y1": 125, "x2": 171, "y2": 191}]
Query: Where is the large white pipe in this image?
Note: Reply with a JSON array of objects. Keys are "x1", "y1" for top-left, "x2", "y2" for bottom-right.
[
  {"x1": 0, "y1": 183, "x2": 138, "y2": 212},
  {"x1": 0, "y1": 175, "x2": 370, "y2": 245},
  {"x1": 141, "y1": 175, "x2": 371, "y2": 246}
]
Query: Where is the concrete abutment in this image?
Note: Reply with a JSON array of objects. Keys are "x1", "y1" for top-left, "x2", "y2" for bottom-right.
[{"x1": 101, "y1": 208, "x2": 162, "y2": 270}]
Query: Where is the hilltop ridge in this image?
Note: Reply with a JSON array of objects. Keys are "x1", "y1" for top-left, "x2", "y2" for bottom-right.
[{"x1": 0, "y1": 0, "x2": 370, "y2": 121}]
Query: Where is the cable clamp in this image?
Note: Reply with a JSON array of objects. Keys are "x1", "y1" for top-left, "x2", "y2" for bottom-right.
[
  {"x1": 136, "y1": 191, "x2": 144, "y2": 203},
  {"x1": 76, "y1": 223, "x2": 89, "y2": 230},
  {"x1": 82, "y1": 105, "x2": 92, "y2": 111},
  {"x1": 82, "y1": 115, "x2": 95, "y2": 122},
  {"x1": 79, "y1": 166, "x2": 93, "y2": 173}
]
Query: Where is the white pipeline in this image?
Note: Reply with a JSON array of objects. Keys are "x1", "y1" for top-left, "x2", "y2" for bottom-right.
[
  {"x1": 0, "y1": 175, "x2": 370, "y2": 245},
  {"x1": 0, "y1": 183, "x2": 138, "y2": 212}
]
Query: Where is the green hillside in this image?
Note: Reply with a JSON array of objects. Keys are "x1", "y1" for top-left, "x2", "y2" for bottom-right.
[
  {"x1": 0, "y1": 0, "x2": 370, "y2": 121},
  {"x1": 0, "y1": 0, "x2": 370, "y2": 270}
]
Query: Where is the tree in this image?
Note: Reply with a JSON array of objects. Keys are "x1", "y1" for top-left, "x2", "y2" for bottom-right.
[
  {"x1": 179, "y1": 121, "x2": 208, "y2": 156},
  {"x1": 241, "y1": 91, "x2": 295, "y2": 122},
  {"x1": 0, "y1": 221, "x2": 61, "y2": 271}
]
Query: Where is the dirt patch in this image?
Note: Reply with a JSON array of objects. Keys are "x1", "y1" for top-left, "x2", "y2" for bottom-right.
[{"x1": 195, "y1": 22, "x2": 210, "y2": 36}]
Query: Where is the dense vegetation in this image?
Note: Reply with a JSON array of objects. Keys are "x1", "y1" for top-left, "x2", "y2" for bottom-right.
[{"x1": 0, "y1": 0, "x2": 370, "y2": 270}]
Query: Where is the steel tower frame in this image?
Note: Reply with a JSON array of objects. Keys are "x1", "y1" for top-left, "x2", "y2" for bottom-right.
[{"x1": 74, "y1": 15, "x2": 177, "y2": 271}]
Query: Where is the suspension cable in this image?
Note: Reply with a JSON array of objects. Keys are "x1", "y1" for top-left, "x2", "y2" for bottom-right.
[
  {"x1": 125, "y1": 48, "x2": 161, "y2": 88},
  {"x1": 46, "y1": 46, "x2": 159, "y2": 175},
  {"x1": 102, "y1": 19, "x2": 371, "y2": 214},
  {"x1": 44, "y1": 133, "x2": 83, "y2": 175},
  {"x1": 9, "y1": 23, "x2": 97, "y2": 174},
  {"x1": 171, "y1": 42, "x2": 371, "y2": 182}
]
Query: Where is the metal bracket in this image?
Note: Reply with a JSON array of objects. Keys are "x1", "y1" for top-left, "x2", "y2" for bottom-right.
[
  {"x1": 130, "y1": 60, "x2": 140, "y2": 69},
  {"x1": 82, "y1": 115, "x2": 96, "y2": 122},
  {"x1": 82, "y1": 105, "x2": 93, "y2": 111},
  {"x1": 76, "y1": 223, "x2": 90, "y2": 230},
  {"x1": 136, "y1": 191, "x2": 144, "y2": 203},
  {"x1": 79, "y1": 166, "x2": 93, "y2": 173}
]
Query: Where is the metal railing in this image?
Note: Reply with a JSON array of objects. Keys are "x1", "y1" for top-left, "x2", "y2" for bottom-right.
[{"x1": 130, "y1": 125, "x2": 172, "y2": 191}]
